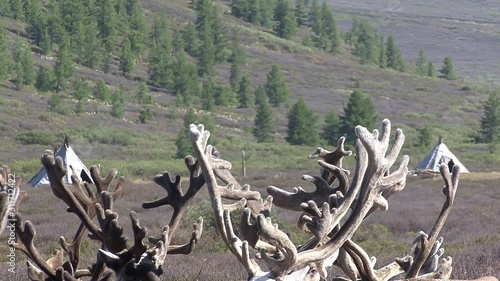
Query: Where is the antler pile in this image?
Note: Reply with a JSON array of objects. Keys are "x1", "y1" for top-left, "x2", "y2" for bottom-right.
[
  {"x1": 7, "y1": 118, "x2": 498, "y2": 281},
  {"x1": 188, "y1": 119, "x2": 498, "y2": 281}
]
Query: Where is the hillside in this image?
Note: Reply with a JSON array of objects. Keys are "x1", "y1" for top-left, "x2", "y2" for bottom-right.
[{"x1": 0, "y1": 0, "x2": 498, "y2": 181}]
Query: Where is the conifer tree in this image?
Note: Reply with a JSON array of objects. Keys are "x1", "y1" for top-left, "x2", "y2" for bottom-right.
[
  {"x1": 295, "y1": 0, "x2": 308, "y2": 26},
  {"x1": 439, "y1": 56, "x2": 456, "y2": 80},
  {"x1": 73, "y1": 79, "x2": 90, "y2": 101},
  {"x1": 308, "y1": 0, "x2": 321, "y2": 28},
  {"x1": 97, "y1": 0, "x2": 117, "y2": 51},
  {"x1": 265, "y1": 65, "x2": 289, "y2": 107},
  {"x1": 13, "y1": 41, "x2": 36, "y2": 90},
  {"x1": 321, "y1": 2, "x2": 341, "y2": 54},
  {"x1": 127, "y1": 0, "x2": 146, "y2": 57},
  {"x1": 46, "y1": 0, "x2": 65, "y2": 47},
  {"x1": 340, "y1": 89, "x2": 377, "y2": 142},
  {"x1": 231, "y1": 0, "x2": 249, "y2": 19},
  {"x1": 175, "y1": 108, "x2": 198, "y2": 158},
  {"x1": 415, "y1": 50, "x2": 427, "y2": 76},
  {"x1": 111, "y1": 86, "x2": 125, "y2": 118},
  {"x1": 259, "y1": 0, "x2": 275, "y2": 28},
  {"x1": 479, "y1": 92, "x2": 500, "y2": 143},
  {"x1": 229, "y1": 29, "x2": 245, "y2": 92},
  {"x1": 201, "y1": 77, "x2": 216, "y2": 111},
  {"x1": 321, "y1": 110, "x2": 341, "y2": 146},
  {"x1": 0, "y1": 26, "x2": 11, "y2": 81},
  {"x1": 198, "y1": 19, "x2": 216, "y2": 77},
  {"x1": 254, "y1": 85, "x2": 266, "y2": 106},
  {"x1": 416, "y1": 126, "x2": 432, "y2": 149},
  {"x1": 353, "y1": 20, "x2": 380, "y2": 65},
  {"x1": 119, "y1": 36, "x2": 134, "y2": 76},
  {"x1": 253, "y1": 94, "x2": 276, "y2": 142},
  {"x1": 172, "y1": 49, "x2": 198, "y2": 106},
  {"x1": 378, "y1": 35, "x2": 386, "y2": 68},
  {"x1": 53, "y1": 36, "x2": 74, "y2": 92},
  {"x1": 150, "y1": 14, "x2": 170, "y2": 45},
  {"x1": 24, "y1": 0, "x2": 50, "y2": 53},
  {"x1": 183, "y1": 22, "x2": 199, "y2": 56},
  {"x1": 148, "y1": 21, "x2": 172, "y2": 88},
  {"x1": 35, "y1": 65, "x2": 55, "y2": 92},
  {"x1": 210, "y1": 4, "x2": 228, "y2": 62},
  {"x1": 136, "y1": 82, "x2": 151, "y2": 105},
  {"x1": 248, "y1": 0, "x2": 262, "y2": 24},
  {"x1": 286, "y1": 97, "x2": 319, "y2": 145},
  {"x1": 139, "y1": 108, "x2": 153, "y2": 124},
  {"x1": 427, "y1": 61, "x2": 435, "y2": 78},
  {"x1": 238, "y1": 76, "x2": 253, "y2": 108},
  {"x1": 10, "y1": 0, "x2": 24, "y2": 20},
  {"x1": 214, "y1": 85, "x2": 232, "y2": 107},
  {"x1": 94, "y1": 80, "x2": 111, "y2": 102},
  {"x1": 385, "y1": 34, "x2": 404, "y2": 71},
  {"x1": 274, "y1": 0, "x2": 297, "y2": 39}
]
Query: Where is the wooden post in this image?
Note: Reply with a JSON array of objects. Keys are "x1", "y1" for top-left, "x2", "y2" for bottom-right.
[{"x1": 242, "y1": 150, "x2": 246, "y2": 178}]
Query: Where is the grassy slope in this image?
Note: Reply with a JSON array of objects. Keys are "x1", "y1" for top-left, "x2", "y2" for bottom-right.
[{"x1": 1, "y1": 0, "x2": 498, "y2": 181}]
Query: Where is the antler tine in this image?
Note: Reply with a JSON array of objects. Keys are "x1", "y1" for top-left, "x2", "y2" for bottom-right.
[
  {"x1": 295, "y1": 120, "x2": 408, "y2": 271},
  {"x1": 13, "y1": 213, "x2": 59, "y2": 280},
  {"x1": 406, "y1": 164, "x2": 459, "y2": 278},
  {"x1": 42, "y1": 152, "x2": 103, "y2": 241},
  {"x1": 93, "y1": 192, "x2": 127, "y2": 253},
  {"x1": 189, "y1": 124, "x2": 262, "y2": 277},
  {"x1": 89, "y1": 165, "x2": 122, "y2": 196},
  {"x1": 167, "y1": 217, "x2": 203, "y2": 255}
]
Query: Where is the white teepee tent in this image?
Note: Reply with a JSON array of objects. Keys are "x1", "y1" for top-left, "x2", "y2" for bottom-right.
[
  {"x1": 415, "y1": 138, "x2": 469, "y2": 173},
  {"x1": 28, "y1": 138, "x2": 94, "y2": 187}
]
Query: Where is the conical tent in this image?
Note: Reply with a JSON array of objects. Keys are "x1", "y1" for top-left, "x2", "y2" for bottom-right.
[
  {"x1": 415, "y1": 138, "x2": 469, "y2": 173},
  {"x1": 28, "y1": 139, "x2": 94, "y2": 187}
]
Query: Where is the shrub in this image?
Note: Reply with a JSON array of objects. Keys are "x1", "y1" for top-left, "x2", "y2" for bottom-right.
[{"x1": 16, "y1": 130, "x2": 58, "y2": 145}]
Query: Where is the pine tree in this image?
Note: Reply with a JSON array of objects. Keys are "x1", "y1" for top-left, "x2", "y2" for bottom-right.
[
  {"x1": 111, "y1": 87, "x2": 125, "y2": 118},
  {"x1": 308, "y1": 0, "x2": 321, "y2": 28},
  {"x1": 259, "y1": 0, "x2": 275, "y2": 28},
  {"x1": 138, "y1": 108, "x2": 153, "y2": 124},
  {"x1": 201, "y1": 77, "x2": 216, "y2": 111},
  {"x1": 415, "y1": 50, "x2": 427, "y2": 76},
  {"x1": 24, "y1": 0, "x2": 51, "y2": 53},
  {"x1": 238, "y1": 76, "x2": 253, "y2": 108},
  {"x1": 48, "y1": 94, "x2": 67, "y2": 115},
  {"x1": 378, "y1": 35, "x2": 386, "y2": 68},
  {"x1": 46, "y1": 0, "x2": 65, "y2": 47},
  {"x1": 340, "y1": 89, "x2": 377, "y2": 142},
  {"x1": 183, "y1": 22, "x2": 199, "y2": 55},
  {"x1": 53, "y1": 36, "x2": 74, "y2": 92},
  {"x1": 265, "y1": 65, "x2": 289, "y2": 107},
  {"x1": 10, "y1": 0, "x2": 24, "y2": 20},
  {"x1": 321, "y1": 3, "x2": 341, "y2": 54},
  {"x1": 80, "y1": 20, "x2": 102, "y2": 69},
  {"x1": 197, "y1": 18, "x2": 216, "y2": 77},
  {"x1": 253, "y1": 94, "x2": 276, "y2": 142},
  {"x1": 427, "y1": 61, "x2": 435, "y2": 78},
  {"x1": 175, "y1": 108, "x2": 198, "y2": 158},
  {"x1": 479, "y1": 92, "x2": 500, "y2": 143},
  {"x1": 0, "y1": 25, "x2": 11, "y2": 81},
  {"x1": 274, "y1": 0, "x2": 297, "y2": 39},
  {"x1": 172, "y1": 50, "x2": 198, "y2": 106},
  {"x1": 73, "y1": 79, "x2": 90, "y2": 101},
  {"x1": 294, "y1": 0, "x2": 308, "y2": 26},
  {"x1": 13, "y1": 41, "x2": 35, "y2": 90},
  {"x1": 127, "y1": 0, "x2": 146, "y2": 57},
  {"x1": 321, "y1": 110, "x2": 341, "y2": 146},
  {"x1": 94, "y1": 80, "x2": 111, "y2": 102},
  {"x1": 136, "y1": 82, "x2": 151, "y2": 105},
  {"x1": 231, "y1": 0, "x2": 249, "y2": 19},
  {"x1": 210, "y1": 4, "x2": 228, "y2": 62},
  {"x1": 119, "y1": 36, "x2": 134, "y2": 76},
  {"x1": 148, "y1": 22, "x2": 172, "y2": 88},
  {"x1": 35, "y1": 65, "x2": 55, "y2": 92},
  {"x1": 439, "y1": 56, "x2": 456, "y2": 80},
  {"x1": 385, "y1": 34, "x2": 404, "y2": 71},
  {"x1": 254, "y1": 85, "x2": 266, "y2": 106},
  {"x1": 229, "y1": 29, "x2": 245, "y2": 92},
  {"x1": 353, "y1": 20, "x2": 380, "y2": 65},
  {"x1": 214, "y1": 85, "x2": 232, "y2": 107},
  {"x1": 97, "y1": 0, "x2": 117, "y2": 51},
  {"x1": 286, "y1": 97, "x2": 319, "y2": 145},
  {"x1": 248, "y1": 0, "x2": 262, "y2": 24}
]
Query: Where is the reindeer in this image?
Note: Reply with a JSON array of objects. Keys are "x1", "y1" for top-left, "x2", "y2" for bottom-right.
[{"x1": 6, "y1": 119, "x2": 499, "y2": 281}]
